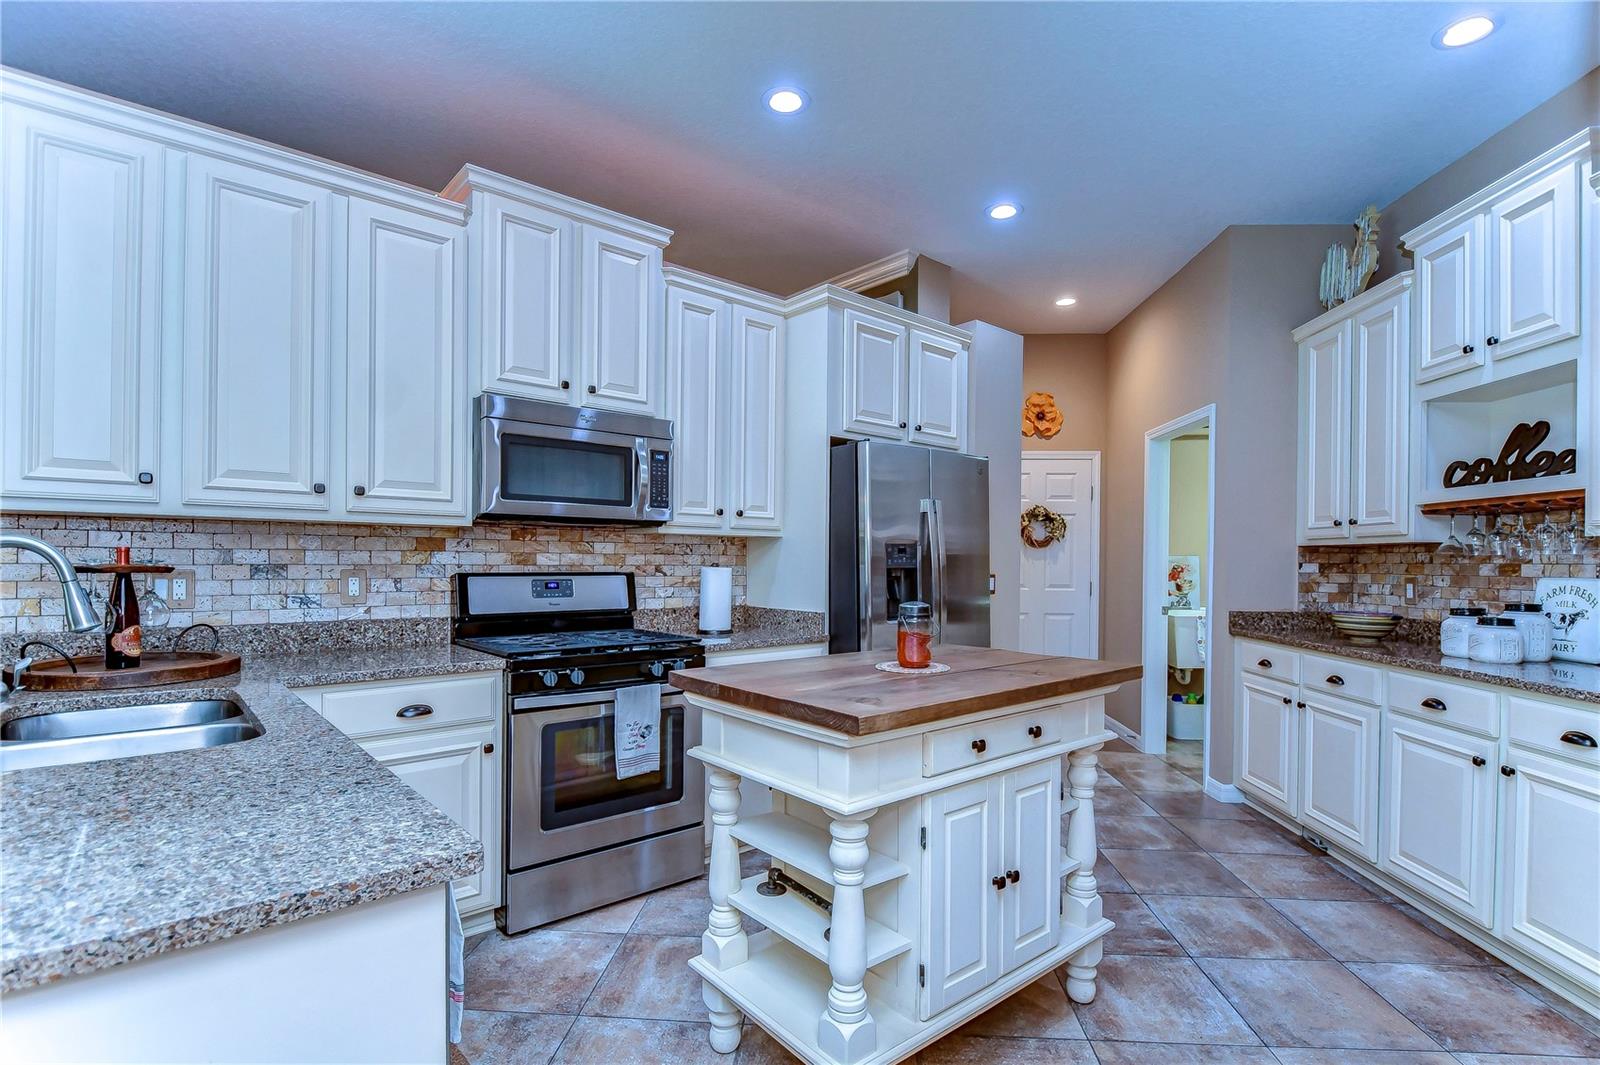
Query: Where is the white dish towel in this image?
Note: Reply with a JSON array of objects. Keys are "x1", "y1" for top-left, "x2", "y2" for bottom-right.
[
  {"x1": 614, "y1": 683, "x2": 662, "y2": 780},
  {"x1": 446, "y1": 883, "x2": 464, "y2": 1045}
]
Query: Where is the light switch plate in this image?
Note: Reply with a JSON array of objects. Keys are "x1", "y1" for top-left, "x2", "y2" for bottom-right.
[
  {"x1": 153, "y1": 570, "x2": 195, "y2": 610},
  {"x1": 338, "y1": 567, "x2": 368, "y2": 606}
]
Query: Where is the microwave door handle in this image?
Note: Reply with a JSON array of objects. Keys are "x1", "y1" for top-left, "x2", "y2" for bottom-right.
[{"x1": 636, "y1": 441, "x2": 651, "y2": 516}]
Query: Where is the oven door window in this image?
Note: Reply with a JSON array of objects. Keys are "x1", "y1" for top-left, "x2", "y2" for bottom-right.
[
  {"x1": 501, "y1": 435, "x2": 634, "y2": 507},
  {"x1": 540, "y1": 705, "x2": 685, "y2": 829}
]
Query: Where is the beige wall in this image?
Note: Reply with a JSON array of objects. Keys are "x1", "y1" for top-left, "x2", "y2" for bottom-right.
[
  {"x1": 1021, "y1": 334, "x2": 1108, "y2": 454},
  {"x1": 1375, "y1": 66, "x2": 1599, "y2": 281},
  {"x1": 1169, "y1": 434, "x2": 1209, "y2": 608}
]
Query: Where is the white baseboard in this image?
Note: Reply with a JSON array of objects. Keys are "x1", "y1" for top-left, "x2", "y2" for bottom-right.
[
  {"x1": 461, "y1": 909, "x2": 498, "y2": 937},
  {"x1": 1106, "y1": 717, "x2": 1139, "y2": 744},
  {"x1": 1204, "y1": 778, "x2": 1245, "y2": 803}
]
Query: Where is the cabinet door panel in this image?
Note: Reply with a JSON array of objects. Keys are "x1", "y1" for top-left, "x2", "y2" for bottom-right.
[
  {"x1": 1500, "y1": 747, "x2": 1600, "y2": 986},
  {"x1": 907, "y1": 330, "x2": 966, "y2": 451},
  {"x1": 1298, "y1": 323, "x2": 1350, "y2": 541},
  {"x1": 580, "y1": 226, "x2": 660, "y2": 413},
  {"x1": 1349, "y1": 295, "x2": 1408, "y2": 538},
  {"x1": 1380, "y1": 715, "x2": 1496, "y2": 927},
  {"x1": 182, "y1": 155, "x2": 331, "y2": 508},
  {"x1": 1001, "y1": 759, "x2": 1060, "y2": 974},
  {"x1": 1489, "y1": 164, "x2": 1579, "y2": 360},
  {"x1": 366, "y1": 724, "x2": 492, "y2": 911},
  {"x1": 2, "y1": 105, "x2": 162, "y2": 503},
  {"x1": 1414, "y1": 216, "x2": 1484, "y2": 382},
  {"x1": 841, "y1": 310, "x2": 906, "y2": 439},
  {"x1": 1238, "y1": 675, "x2": 1299, "y2": 817},
  {"x1": 480, "y1": 195, "x2": 572, "y2": 402},
  {"x1": 664, "y1": 286, "x2": 725, "y2": 529},
  {"x1": 924, "y1": 777, "x2": 1001, "y2": 1017},
  {"x1": 729, "y1": 305, "x2": 784, "y2": 531},
  {"x1": 346, "y1": 201, "x2": 465, "y2": 516},
  {"x1": 1300, "y1": 695, "x2": 1380, "y2": 861}
]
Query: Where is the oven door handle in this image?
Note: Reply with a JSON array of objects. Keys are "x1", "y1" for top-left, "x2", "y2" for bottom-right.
[{"x1": 512, "y1": 686, "x2": 685, "y2": 713}]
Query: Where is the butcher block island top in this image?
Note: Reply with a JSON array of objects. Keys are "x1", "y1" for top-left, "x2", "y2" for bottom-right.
[{"x1": 670, "y1": 645, "x2": 1142, "y2": 736}]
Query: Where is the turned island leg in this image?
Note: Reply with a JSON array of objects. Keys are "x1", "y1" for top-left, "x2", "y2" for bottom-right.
[
  {"x1": 1063, "y1": 743, "x2": 1105, "y2": 1004},
  {"x1": 818, "y1": 811, "x2": 877, "y2": 1063},
  {"x1": 702, "y1": 768, "x2": 746, "y2": 1053}
]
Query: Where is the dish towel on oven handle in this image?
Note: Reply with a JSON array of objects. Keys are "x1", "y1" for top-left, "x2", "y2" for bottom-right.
[
  {"x1": 614, "y1": 682, "x2": 663, "y2": 780},
  {"x1": 446, "y1": 882, "x2": 464, "y2": 1044}
]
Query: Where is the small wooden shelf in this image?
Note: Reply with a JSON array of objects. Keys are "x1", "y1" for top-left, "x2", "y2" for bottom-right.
[
  {"x1": 730, "y1": 813, "x2": 909, "y2": 890},
  {"x1": 729, "y1": 873, "x2": 912, "y2": 970},
  {"x1": 74, "y1": 562, "x2": 175, "y2": 574},
  {"x1": 1419, "y1": 488, "x2": 1585, "y2": 517}
]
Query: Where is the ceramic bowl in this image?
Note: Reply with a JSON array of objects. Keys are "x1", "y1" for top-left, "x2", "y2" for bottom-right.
[{"x1": 1330, "y1": 611, "x2": 1402, "y2": 645}]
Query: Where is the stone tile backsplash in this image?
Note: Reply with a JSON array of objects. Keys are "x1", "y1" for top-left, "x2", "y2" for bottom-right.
[
  {"x1": 1298, "y1": 510, "x2": 1598, "y2": 620},
  {"x1": 0, "y1": 513, "x2": 746, "y2": 636}
]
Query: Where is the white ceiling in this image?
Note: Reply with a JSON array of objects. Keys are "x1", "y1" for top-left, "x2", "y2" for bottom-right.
[{"x1": 3, "y1": 2, "x2": 1594, "y2": 332}]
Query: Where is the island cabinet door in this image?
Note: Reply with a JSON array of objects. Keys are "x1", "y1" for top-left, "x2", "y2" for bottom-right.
[
  {"x1": 923, "y1": 776, "x2": 1003, "y2": 1017},
  {"x1": 999, "y1": 759, "x2": 1061, "y2": 974}
]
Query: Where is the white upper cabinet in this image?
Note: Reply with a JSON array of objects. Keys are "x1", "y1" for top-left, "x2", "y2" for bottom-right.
[
  {"x1": 841, "y1": 309, "x2": 907, "y2": 439},
  {"x1": 1487, "y1": 163, "x2": 1579, "y2": 360},
  {"x1": 1294, "y1": 274, "x2": 1411, "y2": 544},
  {"x1": 1, "y1": 102, "x2": 163, "y2": 506},
  {"x1": 908, "y1": 329, "x2": 967, "y2": 451},
  {"x1": 345, "y1": 199, "x2": 467, "y2": 518},
  {"x1": 181, "y1": 154, "x2": 334, "y2": 511},
  {"x1": 1413, "y1": 215, "x2": 1483, "y2": 383},
  {"x1": 445, "y1": 166, "x2": 671, "y2": 416},
  {"x1": 661, "y1": 269, "x2": 784, "y2": 536}
]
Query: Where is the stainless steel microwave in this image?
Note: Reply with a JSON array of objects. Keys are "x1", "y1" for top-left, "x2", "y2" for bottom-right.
[{"x1": 475, "y1": 395, "x2": 673, "y2": 524}]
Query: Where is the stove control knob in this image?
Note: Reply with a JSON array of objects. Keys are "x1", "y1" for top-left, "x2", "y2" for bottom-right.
[
  {"x1": 539, "y1": 670, "x2": 559, "y2": 688},
  {"x1": 569, "y1": 668, "x2": 586, "y2": 686},
  {"x1": 647, "y1": 662, "x2": 666, "y2": 678},
  {"x1": 672, "y1": 659, "x2": 690, "y2": 671}
]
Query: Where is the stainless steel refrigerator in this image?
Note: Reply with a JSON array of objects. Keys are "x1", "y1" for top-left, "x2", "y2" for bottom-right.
[{"x1": 828, "y1": 440, "x2": 991, "y2": 654}]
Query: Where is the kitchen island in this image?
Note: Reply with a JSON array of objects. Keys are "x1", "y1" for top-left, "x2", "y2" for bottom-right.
[{"x1": 671, "y1": 646, "x2": 1140, "y2": 1065}]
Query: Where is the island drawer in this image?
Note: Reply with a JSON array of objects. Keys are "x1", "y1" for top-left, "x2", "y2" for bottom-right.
[
  {"x1": 1388, "y1": 672, "x2": 1498, "y2": 737},
  {"x1": 317, "y1": 674, "x2": 499, "y2": 739},
  {"x1": 1239, "y1": 640, "x2": 1298, "y2": 685},
  {"x1": 1508, "y1": 696, "x2": 1600, "y2": 767},
  {"x1": 924, "y1": 705, "x2": 1062, "y2": 776},
  {"x1": 1301, "y1": 654, "x2": 1382, "y2": 705}
]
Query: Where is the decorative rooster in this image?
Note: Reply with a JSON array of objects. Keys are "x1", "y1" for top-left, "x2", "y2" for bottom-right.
[{"x1": 1319, "y1": 205, "x2": 1380, "y2": 310}]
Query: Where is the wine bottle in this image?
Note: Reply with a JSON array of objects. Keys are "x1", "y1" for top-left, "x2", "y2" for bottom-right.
[{"x1": 105, "y1": 545, "x2": 142, "y2": 669}]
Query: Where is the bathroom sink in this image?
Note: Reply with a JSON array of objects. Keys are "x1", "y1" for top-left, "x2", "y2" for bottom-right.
[{"x1": 0, "y1": 700, "x2": 260, "y2": 772}]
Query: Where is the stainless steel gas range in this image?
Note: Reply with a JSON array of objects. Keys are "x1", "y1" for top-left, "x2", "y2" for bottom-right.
[{"x1": 452, "y1": 572, "x2": 707, "y2": 934}]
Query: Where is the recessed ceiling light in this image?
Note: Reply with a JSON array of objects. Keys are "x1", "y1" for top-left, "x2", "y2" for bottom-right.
[
  {"x1": 765, "y1": 87, "x2": 808, "y2": 114},
  {"x1": 987, "y1": 202, "x2": 1020, "y2": 221},
  {"x1": 1438, "y1": 15, "x2": 1495, "y2": 47},
  {"x1": 1054, "y1": 296, "x2": 1078, "y2": 307}
]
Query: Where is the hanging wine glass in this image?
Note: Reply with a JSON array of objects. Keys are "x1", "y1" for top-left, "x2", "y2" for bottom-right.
[
  {"x1": 1507, "y1": 514, "x2": 1534, "y2": 562},
  {"x1": 85, "y1": 573, "x2": 110, "y2": 633},
  {"x1": 1563, "y1": 511, "x2": 1586, "y2": 557},
  {"x1": 139, "y1": 575, "x2": 171, "y2": 629},
  {"x1": 1486, "y1": 515, "x2": 1509, "y2": 559},
  {"x1": 1533, "y1": 509, "x2": 1561, "y2": 560},
  {"x1": 1434, "y1": 515, "x2": 1466, "y2": 559},
  {"x1": 1464, "y1": 513, "x2": 1488, "y2": 556}
]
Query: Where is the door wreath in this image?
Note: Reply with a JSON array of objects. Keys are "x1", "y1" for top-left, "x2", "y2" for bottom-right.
[{"x1": 1020, "y1": 504, "x2": 1068, "y2": 549}]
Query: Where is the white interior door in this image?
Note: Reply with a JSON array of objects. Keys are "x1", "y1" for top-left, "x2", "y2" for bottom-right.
[{"x1": 1018, "y1": 454, "x2": 1098, "y2": 658}]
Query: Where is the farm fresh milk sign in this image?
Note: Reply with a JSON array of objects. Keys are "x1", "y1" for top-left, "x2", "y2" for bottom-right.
[{"x1": 1535, "y1": 578, "x2": 1600, "y2": 665}]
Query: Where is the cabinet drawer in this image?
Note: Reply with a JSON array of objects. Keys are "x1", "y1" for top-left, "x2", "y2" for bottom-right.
[
  {"x1": 1239, "y1": 640, "x2": 1299, "y2": 685},
  {"x1": 1388, "y1": 672, "x2": 1498, "y2": 738},
  {"x1": 925, "y1": 707, "x2": 1060, "y2": 776},
  {"x1": 1301, "y1": 654, "x2": 1382, "y2": 705},
  {"x1": 318, "y1": 675, "x2": 499, "y2": 740},
  {"x1": 1507, "y1": 696, "x2": 1600, "y2": 768}
]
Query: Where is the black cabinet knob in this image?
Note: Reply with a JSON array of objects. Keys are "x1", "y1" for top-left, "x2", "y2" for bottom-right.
[
  {"x1": 1027, "y1": 724, "x2": 1043, "y2": 739},
  {"x1": 1281, "y1": 696, "x2": 1292, "y2": 705},
  {"x1": 899, "y1": 421, "x2": 908, "y2": 429},
  {"x1": 915, "y1": 424, "x2": 923, "y2": 432},
  {"x1": 137, "y1": 472, "x2": 154, "y2": 485},
  {"x1": 1296, "y1": 701, "x2": 1306, "y2": 709},
  {"x1": 971, "y1": 738, "x2": 987, "y2": 753},
  {"x1": 1560, "y1": 731, "x2": 1598, "y2": 748},
  {"x1": 560, "y1": 379, "x2": 570, "y2": 389},
  {"x1": 1463, "y1": 344, "x2": 1475, "y2": 354},
  {"x1": 1471, "y1": 755, "x2": 1486, "y2": 767},
  {"x1": 1501, "y1": 764, "x2": 1516, "y2": 777},
  {"x1": 312, "y1": 482, "x2": 326, "y2": 494},
  {"x1": 353, "y1": 485, "x2": 366, "y2": 496},
  {"x1": 735, "y1": 509, "x2": 744, "y2": 517},
  {"x1": 991, "y1": 875, "x2": 1007, "y2": 891},
  {"x1": 1333, "y1": 519, "x2": 1344, "y2": 527},
  {"x1": 715, "y1": 508, "x2": 724, "y2": 516},
  {"x1": 1485, "y1": 336, "x2": 1499, "y2": 346},
  {"x1": 483, "y1": 743, "x2": 495, "y2": 755},
  {"x1": 1348, "y1": 518, "x2": 1359, "y2": 526},
  {"x1": 1006, "y1": 869, "x2": 1020, "y2": 884},
  {"x1": 587, "y1": 385, "x2": 597, "y2": 394}
]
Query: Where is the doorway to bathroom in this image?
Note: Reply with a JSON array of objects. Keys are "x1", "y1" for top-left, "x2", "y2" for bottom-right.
[{"x1": 1139, "y1": 407, "x2": 1215, "y2": 785}]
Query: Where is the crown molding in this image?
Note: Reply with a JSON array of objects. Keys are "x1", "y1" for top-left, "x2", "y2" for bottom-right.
[
  {"x1": 1291, "y1": 270, "x2": 1413, "y2": 343},
  {"x1": 662, "y1": 264, "x2": 786, "y2": 312},
  {"x1": 820, "y1": 250, "x2": 919, "y2": 293},
  {"x1": 442, "y1": 164, "x2": 673, "y2": 247},
  {"x1": 784, "y1": 283, "x2": 973, "y2": 344}
]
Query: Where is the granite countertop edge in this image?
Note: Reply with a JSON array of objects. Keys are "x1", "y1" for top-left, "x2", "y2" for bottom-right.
[
  {"x1": 0, "y1": 645, "x2": 503, "y2": 992},
  {"x1": 634, "y1": 605, "x2": 828, "y2": 653},
  {"x1": 1229, "y1": 611, "x2": 1600, "y2": 705}
]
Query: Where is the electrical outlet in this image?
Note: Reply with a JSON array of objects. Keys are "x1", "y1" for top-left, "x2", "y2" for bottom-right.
[
  {"x1": 1405, "y1": 582, "x2": 1416, "y2": 601},
  {"x1": 338, "y1": 567, "x2": 367, "y2": 606},
  {"x1": 153, "y1": 569, "x2": 195, "y2": 610}
]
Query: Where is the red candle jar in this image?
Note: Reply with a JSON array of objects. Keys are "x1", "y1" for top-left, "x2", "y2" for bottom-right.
[{"x1": 896, "y1": 601, "x2": 933, "y2": 668}]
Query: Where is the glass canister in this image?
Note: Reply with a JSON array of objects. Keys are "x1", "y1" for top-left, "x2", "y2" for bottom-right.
[
  {"x1": 1468, "y1": 616, "x2": 1523, "y2": 665},
  {"x1": 1503, "y1": 603, "x2": 1554, "y2": 662},
  {"x1": 1440, "y1": 607, "x2": 1486, "y2": 657},
  {"x1": 896, "y1": 601, "x2": 934, "y2": 669}
]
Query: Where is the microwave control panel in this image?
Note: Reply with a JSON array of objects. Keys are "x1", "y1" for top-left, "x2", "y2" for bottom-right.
[{"x1": 648, "y1": 450, "x2": 671, "y2": 510}]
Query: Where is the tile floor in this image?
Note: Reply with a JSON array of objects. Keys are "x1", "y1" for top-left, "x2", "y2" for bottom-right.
[{"x1": 450, "y1": 738, "x2": 1600, "y2": 1065}]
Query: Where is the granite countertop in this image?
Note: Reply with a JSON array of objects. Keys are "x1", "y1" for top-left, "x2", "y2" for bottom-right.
[
  {"x1": 1230, "y1": 611, "x2": 1600, "y2": 705},
  {"x1": 633, "y1": 605, "x2": 827, "y2": 653},
  {"x1": 0, "y1": 642, "x2": 503, "y2": 992},
  {"x1": 671, "y1": 645, "x2": 1141, "y2": 735}
]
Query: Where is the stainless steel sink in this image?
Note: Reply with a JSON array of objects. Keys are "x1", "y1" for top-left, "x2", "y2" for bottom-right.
[{"x1": 0, "y1": 700, "x2": 261, "y2": 772}]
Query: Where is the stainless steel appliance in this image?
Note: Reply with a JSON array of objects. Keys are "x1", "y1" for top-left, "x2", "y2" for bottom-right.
[
  {"x1": 475, "y1": 394, "x2": 673, "y2": 524},
  {"x1": 452, "y1": 572, "x2": 706, "y2": 933},
  {"x1": 828, "y1": 440, "x2": 991, "y2": 654}
]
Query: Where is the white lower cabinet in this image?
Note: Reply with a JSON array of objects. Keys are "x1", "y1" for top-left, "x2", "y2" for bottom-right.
[
  {"x1": 1299, "y1": 693, "x2": 1380, "y2": 862},
  {"x1": 1238, "y1": 674, "x2": 1299, "y2": 817},
  {"x1": 923, "y1": 759, "x2": 1060, "y2": 1015}
]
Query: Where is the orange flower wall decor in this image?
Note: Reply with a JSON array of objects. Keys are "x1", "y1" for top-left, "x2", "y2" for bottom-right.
[{"x1": 1021, "y1": 392, "x2": 1063, "y2": 439}]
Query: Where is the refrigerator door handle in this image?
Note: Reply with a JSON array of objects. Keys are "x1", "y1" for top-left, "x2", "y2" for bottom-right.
[{"x1": 921, "y1": 497, "x2": 948, "y2": 639}]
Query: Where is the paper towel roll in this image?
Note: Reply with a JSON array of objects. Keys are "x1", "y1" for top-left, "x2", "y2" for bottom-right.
[{"x1": 698, "y1": 566, "x2": 733, "y2": 635}]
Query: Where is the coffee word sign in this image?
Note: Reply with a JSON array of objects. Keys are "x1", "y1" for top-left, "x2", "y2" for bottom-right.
[{"x1": 1441, "y1": 421, "x2": 1576, "y2": 488}]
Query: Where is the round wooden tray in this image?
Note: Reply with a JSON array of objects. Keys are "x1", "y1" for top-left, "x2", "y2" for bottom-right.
[{"x1": 4, "y1": 651, "x2": 242, "y2": 691}]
